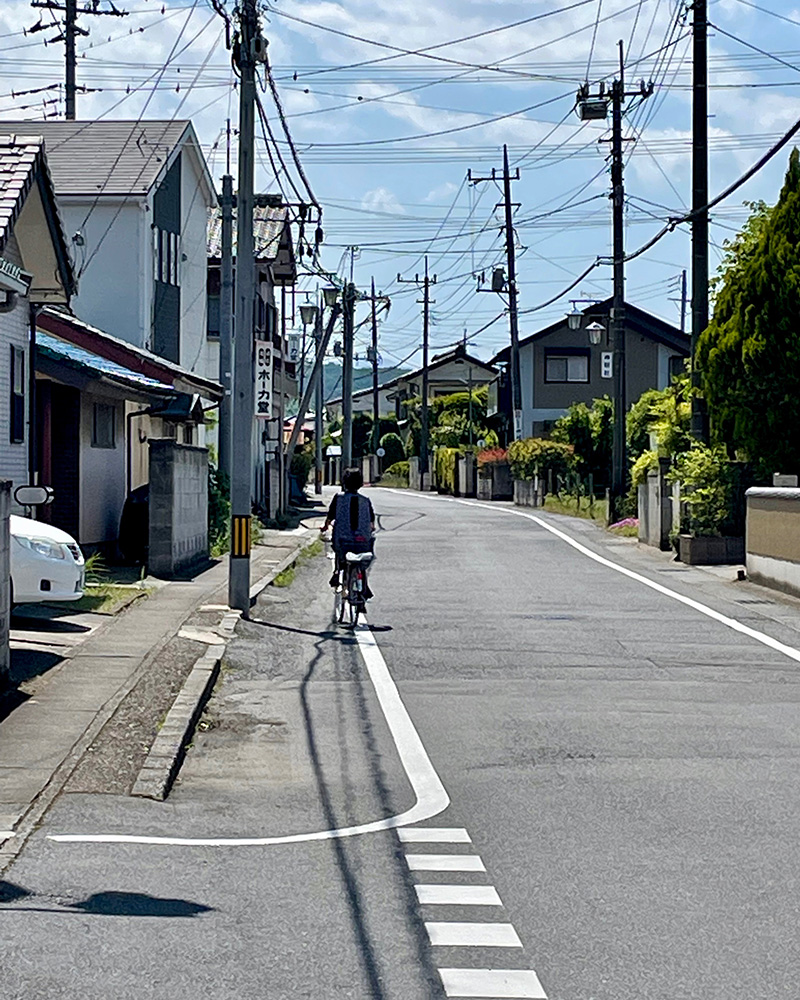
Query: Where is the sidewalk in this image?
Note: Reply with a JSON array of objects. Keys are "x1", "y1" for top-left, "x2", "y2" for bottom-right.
[{"x1": 0, "y1": 525, "x2": 320, "y2": 863}]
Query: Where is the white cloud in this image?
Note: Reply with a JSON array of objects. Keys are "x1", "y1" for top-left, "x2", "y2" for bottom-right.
[{"x1": 361, "y1": 186, "x2": 407, "y2": 214}]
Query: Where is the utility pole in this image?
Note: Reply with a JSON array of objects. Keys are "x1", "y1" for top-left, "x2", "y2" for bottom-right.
[
  {"x1": 314, "y1": 307, "x2": 324, "y2": 494},
  {"x1": 228, "y1": 0, "x2": 262, "y2": 613},
  {"x1": 341, "y1": 282, "x2": 357, "y2": 469},
  {"x1": 397, "y1": 257, "x2": 436, "y2": 482},
  {"x1": 30, "y1": 0, "x2": 127, "y2": 119},
  {"x1": 469, "y1": 150, "x2": 522, "y2": 440},
  {"x1": 691, "y1": 0, "x2": 709, "y2": 442},
  {"x1": 577, "y1": 42, "x2": 652, "y2": 522},
  {"x1": 370, "y1": 276, "x2": 380, "y2": 454},
  {"x1": 218, "y1": 174, "x2": 234, "y2": 480}
]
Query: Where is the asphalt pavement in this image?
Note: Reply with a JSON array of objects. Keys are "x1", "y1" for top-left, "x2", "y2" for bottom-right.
[{"x1": 4, "y1": 488, "x2": 800, "y2": 999}]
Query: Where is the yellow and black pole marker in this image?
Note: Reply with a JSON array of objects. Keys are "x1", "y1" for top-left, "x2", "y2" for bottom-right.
[{"x1": 231, "y1": 515, "x2": 251, "y2": 558}]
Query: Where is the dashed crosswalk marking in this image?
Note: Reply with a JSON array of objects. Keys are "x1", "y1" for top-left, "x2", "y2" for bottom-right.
[
  {"x1": 438, "y1": 968, "x2": 547, "y2": 998},
  {"x1": 415, "y1": 884, "x2": 503, "y2": 906},
  {"x1": 425, "y1": 922, "x2": 523, "y2": 948},
  {"x1": 405, "y1": 853, "x2": 486, "y2": 872},
  {"x1": 398, "y1": 827, "x2": 471, "y2": 844}
]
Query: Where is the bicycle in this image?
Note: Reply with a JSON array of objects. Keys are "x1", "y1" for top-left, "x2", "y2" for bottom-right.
[{"x1": 334, "y1": 551, "x2": 374, "y2": 628}]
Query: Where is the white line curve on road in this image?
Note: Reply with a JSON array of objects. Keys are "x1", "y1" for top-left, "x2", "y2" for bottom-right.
[
  {"x1": 386, "y1": 488, "x2": 800, "y2": 668},
  {"x1": 48, "y1": 627, "x2": 449, "y2": 847}
]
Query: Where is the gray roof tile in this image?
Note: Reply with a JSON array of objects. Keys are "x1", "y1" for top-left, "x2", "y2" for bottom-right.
[{"x1": 0, "y1": 120, "x2": 191, "y2": 195}]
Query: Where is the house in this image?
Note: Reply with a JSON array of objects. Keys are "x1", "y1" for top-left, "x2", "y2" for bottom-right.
[
  {"x1": 0, "y1": 119, "x2": 218, "y2": 382},
  {"x1": 207, "y1": 202, "x2": 298, "y2": 515},
  {"x1": 326, "y1": 344, "x2": 498, "y2": 422},
  {"x1": 0, "y1": 134, "x2": 75, "y2": 502},
  {"x1": 490, "y1": 299, "x2": 689, "y2": 438},
  {"x1": 35, "y1": 307, "x2": 221, "y2": 549}
]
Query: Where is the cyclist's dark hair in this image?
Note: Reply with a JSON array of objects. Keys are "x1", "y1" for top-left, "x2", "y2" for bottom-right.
[{"x1": 342, "y1": 467, "x2": 363, "y2": 492}]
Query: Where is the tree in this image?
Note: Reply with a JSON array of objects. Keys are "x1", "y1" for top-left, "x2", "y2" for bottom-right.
[
  {"x1": 551, "y1": 396, "x2": 613, "y2": 485},
  {"x1": 696, "y1": 154, "x2": 800, "y2": 477},
  {"x1": 627, "y1": 372, "x2": 692, "y2": 461}
]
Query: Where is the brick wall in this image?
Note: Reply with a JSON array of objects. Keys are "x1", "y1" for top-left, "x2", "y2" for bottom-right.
[{"x1": 148, "y1": 440, "x2": 208, "y2": 577}]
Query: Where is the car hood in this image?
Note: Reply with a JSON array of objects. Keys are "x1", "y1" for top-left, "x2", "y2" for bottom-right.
[{"x1": 10, "y1": 514, "x2": 80, "y2": 547}]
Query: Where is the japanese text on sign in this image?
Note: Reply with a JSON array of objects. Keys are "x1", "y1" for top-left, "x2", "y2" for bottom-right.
[{"x1": 255, "y1": 340, "x2": 273, "y2": 418}]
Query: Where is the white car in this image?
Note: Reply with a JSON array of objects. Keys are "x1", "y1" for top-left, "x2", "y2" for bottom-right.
[{"x1": 9, "y1": 514, "x2": 85, "y2": 605}]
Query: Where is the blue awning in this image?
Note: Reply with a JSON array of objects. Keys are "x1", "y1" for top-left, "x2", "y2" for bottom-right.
[{"x1": 36, "y1": 332, "x2": 174, "y2": 394}]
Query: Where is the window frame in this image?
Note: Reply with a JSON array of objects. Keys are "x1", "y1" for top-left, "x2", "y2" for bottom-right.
[
  {"x1": 91, "y1": 402, "x2": 117, "y2": 449},
  {"x1": 9, "y1": 345, "x2": 24, "y2": 443},
  {"x1": 544, "y1": 349, "x2": 590, "y2": 384}
]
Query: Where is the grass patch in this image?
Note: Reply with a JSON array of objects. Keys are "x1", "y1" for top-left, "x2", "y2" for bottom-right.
[
  {"x1": 51, "y1": 584, "x2": 152, "y2": 615},
  {"x1": 609, "y1": 523, "x2": 639, "y2": 537},
  {"x1": 270, "y1": 538, "x2": 323, "y2": 589},
  {"x1": 374, "y1": 475, "x2": 408, "y2": 489},
  {"x1": 542, "y1": 494, "x2": 608, "y2": 523},
  {"x1": 271, "y1": 565, "x2": 296, "y2": 588},
  {"x1": 297, "y1": 538, "x2": 324, "y2": 563}
]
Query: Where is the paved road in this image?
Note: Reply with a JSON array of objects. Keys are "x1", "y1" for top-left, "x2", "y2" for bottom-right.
[{"x1": 4, "y1": 487, "x2": 800, "y2": 999}]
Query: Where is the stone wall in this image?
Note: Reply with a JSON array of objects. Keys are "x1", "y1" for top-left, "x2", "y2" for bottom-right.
[
  {"x1": 148, "y1": 440, "x2": 208, "y2": 577},
  {"x1": 746, "y1": 488, "x2": 800, "y2": 598},
  {"x1": 0, "y1": 481, "x2": 10, "y2": 686}
]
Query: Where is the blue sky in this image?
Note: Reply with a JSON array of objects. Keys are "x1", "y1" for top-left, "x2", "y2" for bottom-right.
[{"x1": 1, "y1": 0, "x2": 798, "y2": 373}]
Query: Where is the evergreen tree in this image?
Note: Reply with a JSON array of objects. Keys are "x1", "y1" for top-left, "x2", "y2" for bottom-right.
[{"x1": 697, "y1": 152, "x2": 800, "y2": 477}]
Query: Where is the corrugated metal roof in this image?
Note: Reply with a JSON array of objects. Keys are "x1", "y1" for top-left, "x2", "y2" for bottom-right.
[
  {"x1": 207, "y1": 204, "x2": 288, "y2": 260},
  {"x1": 0, "y1": 120, "x2": 191, "y2": 195},
  {"x1": 37, "y1": 331, "x2": 173, "y2": 393}
]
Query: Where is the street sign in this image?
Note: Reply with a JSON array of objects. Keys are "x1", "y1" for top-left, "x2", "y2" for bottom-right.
[
  {"x1": 255, "y1": 340, "x2": 272, "y2": 418},
  {"x1": 601, "y1": 351, "x2": 613, "y2": 379},
  {"x1": 376, "y1": 447, "x2": 386, "y2": 458}
]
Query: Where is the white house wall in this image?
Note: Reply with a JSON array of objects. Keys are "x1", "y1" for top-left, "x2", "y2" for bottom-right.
[
  {"x1": 79, "y1": 393, "x2": 126, "y2": 546},
  {"x1": 0, "y1": 289, "x2": 30, "y2": 500},
  {"x1": 60, "y1": 197, "x2": 146, "y2": 349}
]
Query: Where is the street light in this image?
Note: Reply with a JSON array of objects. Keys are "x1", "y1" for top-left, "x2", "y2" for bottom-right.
[
  {"x1": 323, "y1": 286, "x2": 339, "y2": 309},
  {"x1": 299, "y1": 303, "x2": 318, "y2": 326},
  {"x1": 567, "y1": 306, "x2": 583, "y2": 330},
  {"x1": 586, "y1": 321, "x2": 604, "y2": 346}
]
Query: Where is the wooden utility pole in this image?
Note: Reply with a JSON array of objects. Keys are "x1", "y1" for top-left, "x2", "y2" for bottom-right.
[
  {"x1": 370, "y1": 276, "x2": 380, "y2": 453},
  {"x1": 341, "y1": 282, "x2": 357, "y2": 469},
  {"x1": 218, "y1": 174, "x2": 234, "y2": 480}
]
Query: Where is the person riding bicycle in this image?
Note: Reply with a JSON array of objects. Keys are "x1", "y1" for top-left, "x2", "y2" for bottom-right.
[{"x1": 321, "y1": 467, "x2": 375, "y2": 599}]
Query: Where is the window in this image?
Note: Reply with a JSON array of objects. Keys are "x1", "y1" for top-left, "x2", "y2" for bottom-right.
[
  {"x1": 545, "y1": 351, "x2": 589, "y2": 383},
  {"x1": 10, "y1": 345, "x2": 24, "y2": 443},
  {"x1": 92, "y1": 402, "x2": 116, "y2": 448},
  {"x1": 154, "y1": 227, "x2": 180, "y2": 287}
]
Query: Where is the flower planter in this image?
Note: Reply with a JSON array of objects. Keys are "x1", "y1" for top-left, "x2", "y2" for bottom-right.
[
  {"x1": 477, "y1": 462, "x2": 513, "y2": 501},
  {"x1": 678, "y1": 534, "x2": 745, "y2": 565}
]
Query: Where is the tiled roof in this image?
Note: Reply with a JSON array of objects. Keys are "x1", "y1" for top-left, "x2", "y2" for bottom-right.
[
  {"x1": 36, "y1": 331, "x2": 174, "y2": 395},
  {"x1": 0, "y1": 120, "x2": 191, "y2": 195},
  {"x1": 0, "y1": 134, "x2": 43, "y2": 251},
  {"x1": 207, "y1": 204, "x2": 288, "y2": 260}
]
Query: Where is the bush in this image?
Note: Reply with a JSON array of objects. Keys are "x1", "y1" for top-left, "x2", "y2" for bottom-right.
[
  {"x1": 380, "y1": 432, "x2": 406, "y2": 467},
  {"x1": 630, "y1": 449, "x2": 659, "y2": 488},
  {"x1": 383, "y1": 460, "x2": 409, "y2": 483},
  {"x1": 476, "y1": 446, "x2": 507, "y2": 469},
  {"x1": 208, "y1": 465, "x2": 230, "y2": 555},
  {"x1": 552, "y1": 396, "x2": 613, "y2": 486},
  {"x1": 435, "y1": 447, "x2": 460, "y2": 494},
  {"x1": 290, "y1": 442, "x2": 314, "y2": 484},
  {"x1": 668, "y1": 444, "x2": 736, "y2": 537},
  {"x1": 507, "y1": 437, "x2": 575, "y2": 481}
]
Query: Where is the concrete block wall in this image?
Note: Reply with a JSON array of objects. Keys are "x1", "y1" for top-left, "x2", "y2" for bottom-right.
[
  {"x1": 148, "y1": 440, "x2": 208, "y2": 577},
  {"x1": 0, "y1": 481, "x2": 10, "y2": 686},
  {"x1": 746, "y1": 488, "x2": 800, "y2": 598}
]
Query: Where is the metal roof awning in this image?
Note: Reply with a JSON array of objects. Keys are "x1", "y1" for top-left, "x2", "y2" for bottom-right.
[{"x1": 36, "y1": 331, "x2": 175, "y2": 399}]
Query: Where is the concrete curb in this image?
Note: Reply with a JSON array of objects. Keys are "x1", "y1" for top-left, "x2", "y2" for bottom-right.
[
  {"x1": 131, "y1": 650, "x2": 221, "y2": 801},
  {"x1": 129, "y1": 531, "x2": 321, "y2": 802}
]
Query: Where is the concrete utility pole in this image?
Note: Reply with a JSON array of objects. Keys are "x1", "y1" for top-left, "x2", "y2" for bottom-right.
[
  {"x1": 370, "y1": 276, "x2": 380, "y2": 454},
  {"x1": 314, "y1": 307, "x2": 324, "y2": 494},
  {"x1": 341, "y1": 282, "x2": 357, "y2": 469},
  {"x1": 228, "y1": 0, "x2": 261, "y2": 613},
  {"x1": 31, "y1": 0, "x2": 127, "y2": 119},
  {"x1": 397, "y1": 257, "x2": 437, "y2": 480},
  {"x1": 691, "y1": 0, "x2": 709, "y2": 442},
  {"x1": 468, "y1": 151, "x2": 522, "y2": 440},
  {"x1": 218, "y1": 174, "x2": 234, "y2": 480},
  {"x1": 578, "y1": 42, "x2": 651, "y2": 522}
]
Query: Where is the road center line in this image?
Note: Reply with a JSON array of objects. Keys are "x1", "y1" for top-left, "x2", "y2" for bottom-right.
[{"x1": 48, "y1": 627, "x2": 449, "y2": 847}]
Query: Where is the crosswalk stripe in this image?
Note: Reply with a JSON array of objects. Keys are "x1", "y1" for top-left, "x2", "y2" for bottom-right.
[
  {"x1": 425, "y1": 922, "x2": 522, "y2": 947},
  {"x1": 438, "y1": 968, "x2": 547, "y2": 998},
  {"x1": 415, "y1": 884, "x2": 503, "y2": 906},
  {"x1": 406, "y1": 854, "x2": 486, "y2": 872},
  {"x1": 398, "y1": 827, "x2": 471, "y2": 844}
]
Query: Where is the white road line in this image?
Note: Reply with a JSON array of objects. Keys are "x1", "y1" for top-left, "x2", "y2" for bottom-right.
[
  {"x1": 426, "y1": 922, "x2": 522, "y2": 947},
  {"x1": 438, "y1": 968, "x2": 547, "y2": 998},
  {"x1": 387, "y1": 488, "x2": 800, "y2": 668},
  {"x1": 416, "y1": 884, "x2": 503, "y2": 906},
  {"x1": 398, "y1": 827, "x2": 471, "y2": 843},
  {"x1": 49, "y1": 627, "x2": 449, "y2": 846},
  {"x1": 406, "y1": 854, "x2": 486, "y2": 872}
]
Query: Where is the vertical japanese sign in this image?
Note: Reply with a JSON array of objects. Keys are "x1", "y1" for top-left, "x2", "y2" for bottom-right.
[{"x1": 255, "y1": 340, "x2": 272, "y2": 418}]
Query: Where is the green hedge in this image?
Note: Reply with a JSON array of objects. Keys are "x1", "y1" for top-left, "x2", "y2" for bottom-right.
[
  {"x1": 435, "y1": 447, "x2": 460, "y2": 494},
  {"x1": 507, "y1": 437, "x2": 575, "y2": 481}
]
